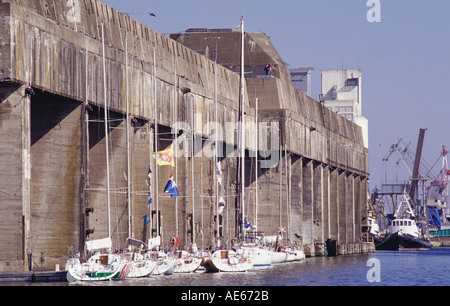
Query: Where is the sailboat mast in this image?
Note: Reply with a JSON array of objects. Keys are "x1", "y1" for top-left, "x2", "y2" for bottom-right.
[
  {"x1": 201, "y1": 163, "x2": 204, "y2": 251},
  {"x1": 279, "y1": 144, "x2": 282, "y2": 235},
  {"x1": 174, "y1": 55, "x2": 179, "y2": 238},
  {"x1": 153, "y1": 47, "x2": 159, "y2": 239},
  {"x1": 191, "y1": 91, "x2": 195, "y2": 246},
  {"x1": 101, "y1": 23, "x2": 111, "y2": 239},
  {"x1": 255, "y1": 97, "x2": 258, "y2": 232},
  {"x1": 214, "y1": 59, "x2": 220, "y2": 246},
  {"x1": 239, "y1": 16, "x2": 245, "y2": 241},
  {"x1": 125, "y1": 34, "x2": 132, "y2": 239},
  {"x1": 285, "y1": 147, "x2": 289, "y2": 244}
]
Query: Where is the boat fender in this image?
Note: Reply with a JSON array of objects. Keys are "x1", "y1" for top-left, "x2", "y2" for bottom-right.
[{"x1": 171, "y1": 236, "x2": 179, "y2": 248}]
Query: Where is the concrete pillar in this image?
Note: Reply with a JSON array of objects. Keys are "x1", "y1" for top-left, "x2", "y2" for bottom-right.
[
  {"x1": 0, "y1": 84, "x2": 31, "y2": 272},
  {"x1": 345, "y1": 173, "x2": 354, "y2": 254},
  {"x1": 338, "y1": 170, "x2": 346, "y2": 255},
  {"x1": 329, "y1": 168, "x2": 338, "y2": 243},
  {"x1": 87, "y1": 108, "x2": 131, "y2": 248},
  {"x1": 302, "y1": 158, "x2": 314, "y2": 257},
  {"x1": 359, "y1": 176, "x2": 370, "y2": 252},
  {"x1": 353, "y1": 175, "x2": 361, "y2": 253},
  {"x1": 22, "y1": 88, "x2": 32, "y2": 271},
  {"x1": 129, "y1": 120, "x2": 154, "y2": 244},
  {"x1": 30, "y1": 91, "x2": 84, "y2": 269},
  {"x1": 322, "y1": 165, "x2": 330, "y2": 243},
  {"x1": 290, "y1": 155, "x2": 303, "y2": 247},
  {"x1": 313, "y1": 162, "x2": 324, "y2": 255}
]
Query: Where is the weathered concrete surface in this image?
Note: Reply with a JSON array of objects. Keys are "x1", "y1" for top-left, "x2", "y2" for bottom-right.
[{"x1": 0, "y1": 0, "x2": 371, "y2": 272}]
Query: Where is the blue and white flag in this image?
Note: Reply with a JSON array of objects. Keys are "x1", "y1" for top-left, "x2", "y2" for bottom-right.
[
  {"x1": 164, "y1": 172, "x2": 179, "y2": 198},
  {"x1": 244, "y1": 218, "x2": 251, "y2": 229}
]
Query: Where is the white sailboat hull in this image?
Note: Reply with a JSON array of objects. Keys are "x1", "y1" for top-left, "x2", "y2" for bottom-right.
[
  {"x1": 286, "y1": 249, "x2": 305, "y2": 261},
  {"x1": 152, "y1": 258, "x2": 177, "y2": 275},
  {"x1": 252, "y1": 250, "x2": 272, "y2": 267},
  {"x1": 173, "y1": 257, "x2": 202, "y2": 273},
  {"x1": 203, "y1": 250, "x2": 253, "y2": 273},
  {"x1": 127, "y1": 260, "x2": 156, "y2": 278},
  {"x1": 66, "y1": 254, "x2": 132, "y2": 282},
  {"x1": 240, "y1": 247, "x2": 272, "y2": 267},
  {"x1": 271, "y1": 251, "x2": 288, "y2": 263}
]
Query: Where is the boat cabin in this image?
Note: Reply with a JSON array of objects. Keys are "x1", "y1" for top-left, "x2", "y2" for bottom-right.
[{"x1": 389, "y1": 218, "x2": 420, "y2": 238}]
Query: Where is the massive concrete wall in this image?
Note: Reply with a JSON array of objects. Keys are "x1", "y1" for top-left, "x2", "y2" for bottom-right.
[{"x1": 0, "y1": 0, "x2": 371, "y2": 273}]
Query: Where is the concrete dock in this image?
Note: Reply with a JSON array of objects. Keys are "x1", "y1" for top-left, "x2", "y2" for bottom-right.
[{"x1": 0, "y1": 271, "x2": 67, "y2": 283}]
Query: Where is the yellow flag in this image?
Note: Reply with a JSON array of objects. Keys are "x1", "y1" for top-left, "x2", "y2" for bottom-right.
[{"x1": 153, "y1": 145, "x2": 175, "y2": 167}]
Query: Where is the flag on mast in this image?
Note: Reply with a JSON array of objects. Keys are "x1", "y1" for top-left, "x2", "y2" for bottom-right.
[
  {"x1": 164, "y1": 172, "x2": 179, "y2": 198},
  {"x1": 153, "y1": 144, "x2": 175, "y2": 167}
]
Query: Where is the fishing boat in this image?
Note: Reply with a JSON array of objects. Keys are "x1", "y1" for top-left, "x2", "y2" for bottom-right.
[
  {"x1": 376, "y1": 191, "x2": 433, "y2": 250},
  {"x1": 202, "y1": 249, "x2": 253, "y2": 273},
  {"x1": 368, "y1": 208, "x2": 382, "y2": 245}
]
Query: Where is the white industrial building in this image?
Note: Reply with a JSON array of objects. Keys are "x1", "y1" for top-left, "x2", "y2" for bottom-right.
[{"x1": 321, "y1": 69, "x2": 369, "y2": 148}]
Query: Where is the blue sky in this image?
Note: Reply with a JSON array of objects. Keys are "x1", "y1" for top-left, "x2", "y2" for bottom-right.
[{"x1": 103, "y1": 0, "x2": 450, "y2": 190}]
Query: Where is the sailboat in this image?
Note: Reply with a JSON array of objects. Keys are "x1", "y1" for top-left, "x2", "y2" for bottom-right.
[
  {"x1": 126, "y1": 252, "x2": 156, "y2": 278},
  {"x1": 146, "y1": 48, "x2": 178, "y2": 276},
  {"x1": 202, "y1": 17, "x2": 254, "y2": 273},
  {"x1": 150, "y1": 251, "x2": 177, "y2": 275},
  {"x1": 169, "y1": 88, "x2": 202, "y2": 274},
  {"x1": 239, "y1": 232, "x2": 273, "y2": 267},
  {"x1": 267, "y1": 148, "x2": 290, "y2": 264},
  {"x1": 119, "y1": 36, "x2": 156, "y2": 279},
  {"x1": 282, "y1": 148, "x2": 304, "y2": 262},
  {"x1": 66, "y1": 24, "x2": 132, "y2": 282},
  {"x1": 124, "y1": 238, "x2": 156, "y2": 278},
  {"x1": 66, "y1": 238, "x2": 131, "y2": 282},
  {"x1": 139, "y1": 236, "x2": 175, "y2": 276},
  {"x1": 285, "y1": 247, "x2": 306, "y2": 261},
  {"x1": 202, "y1": 249, "x2": 253, "y2": 273},
  {"x1": 171, "y1": 249, "x2": 202, "y2": 273},
  {"x1": 238, "y1": 97, "x2": 273, "y2": 267}
]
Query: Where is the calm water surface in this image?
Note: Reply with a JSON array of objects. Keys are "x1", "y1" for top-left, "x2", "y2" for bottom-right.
[{"x1": 23, "y1": 247, "x2": 450, "y2": 286}]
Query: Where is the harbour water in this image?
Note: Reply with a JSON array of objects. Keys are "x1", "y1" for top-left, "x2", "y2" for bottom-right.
[{"x1": 13, "y1": 247, "x2": 450, "y2": 287}]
